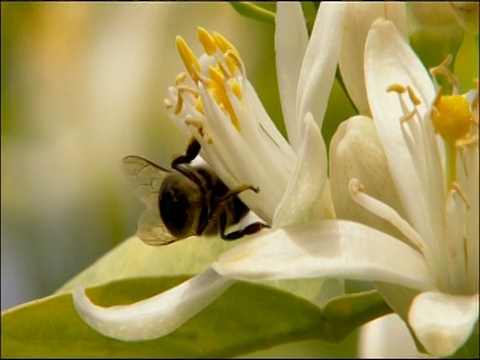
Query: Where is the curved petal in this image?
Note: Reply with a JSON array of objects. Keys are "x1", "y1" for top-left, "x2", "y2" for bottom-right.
[
  {"x1": 273, "y1": 113, "x2": 327, "y2": 228},
  {"x1": 364, "y1": 19, "x2": 440, "y2": 250},
  {"x1": 297, "y1": 2, "x2": 346, "y2": 133},
  {"x1": 213, "y1": 219, "x2": 436, "y2": 292},
  {"x1": 408, "y1": 291, "x2": 479, "y2": 357},
  {"x1": 73, "y1": 268, "x2": 233, "y2": 341},
  {"x1": 275, "y1": 2, "x2": 308, "y2": 151},
  {"x1": 339, "y1": 2, "x2": 407, "y2": 115}
]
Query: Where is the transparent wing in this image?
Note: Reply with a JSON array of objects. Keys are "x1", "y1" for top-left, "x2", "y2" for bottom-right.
[
  {"x1": 122, "y1": 155, "x2": 171, "y2": 210},
  {"x1": 136, "y1": 208, "x2": 179, "y2": 246},
  {"x1": 122, "y1": 155, "x2": 179, "y2": 246}
]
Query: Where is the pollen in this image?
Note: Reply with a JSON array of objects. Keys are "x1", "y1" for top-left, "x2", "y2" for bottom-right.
[
  {"x1": 195, "y1": 97, "x2": 204, "y2": 114},
  {"x1": 387, "y1": 84, "x2": 407, "y2": 94},
  {"x1": 176, "y1": 36, "x2": 201, "y2": 84},
  {"x1": 197, "y1": 27, "x2": 217, "y2": 55},
  {"x1": 172, "y1": 29, "x2": 245, "y2": 133},
  {"x1": 208, "y1": 65, "x2": 225, "y2": 87},
  {"x1": 431, "y1": 93, "x2": 473, "y2": 144},
  {"x1": 213, "y1": 32, "x2": 239, "y2": 58},
  {"x1": 229, "y1": 79, "x2": 243, "y2": 100}
]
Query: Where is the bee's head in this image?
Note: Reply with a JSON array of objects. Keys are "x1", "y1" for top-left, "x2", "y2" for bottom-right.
[{"x1": 158, "y1": 173, "x2": 204, "y2": 238}]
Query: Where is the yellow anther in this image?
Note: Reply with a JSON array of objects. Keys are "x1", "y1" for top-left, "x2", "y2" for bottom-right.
[
  {"x1": 224, "y1": 52, "x2": 239, "y2": 76},
  {"x1": 213, "y1": 32, "x2": 239, "y2": 57},
  {"x1": 195, "y1": 97, "x2": 204, "y2": 114},
  {"x1": 400, "y1": 109, "x2": 416, "y2": 123},
  {"x1": 208, "y1": 65, "x2": 225, "y2": 87},
  {"x1": 387, "y1": 83, "x2": 407, "y2": 93},
  {"x1": 217, "y1": 59, "x2": 232, "y2": 78},
  {"x1": 175, "y1": 72, "x2": 187, "y2": 85},
  {"x1": 177, "y1": 85, "x2": 198, "y2": 96},
  {"x1": 164, "y1": 98, "x2": 173, "y2": 109},
  {"x1": 175, "y1": 86, "x2": 199, "y2": 115},
  {"x1": 407, "y1": 86, "x2": 422, "y2": 105},
  {"x1": 225, "y1": 50, "x2": 243, "y2": 73},
  {"x1": 176, "y1": 36, "x2": 201, "y2": 83},
  {"x1": 185, "y1": 118, "x2": 205, "y2": 137},
  {"x1": 431, "y1": 94, "x2": 473, "y2": 143},
  {"x1": 229, "y1": 79, "x2": 243, "y2": 100},
  {"x1": 197, "y1": 27, "x2": 217, "y2": 56}
]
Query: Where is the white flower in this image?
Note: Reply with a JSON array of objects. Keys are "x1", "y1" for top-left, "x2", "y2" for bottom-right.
[
  {"x1": 213, "y1": 18, "x2": 479, "y2": 357},
  {"x1": 73, "y1": 2, "x2": 346, "y2": 341}
]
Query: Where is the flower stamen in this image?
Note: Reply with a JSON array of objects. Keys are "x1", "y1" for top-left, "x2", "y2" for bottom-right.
[
  {"x1": 197, "y1": 27, "x2": 217, "y2": 55},
  {"x1": 400, "y1": 109, "x2": 416, "y2": 123},
  {"x1": 168, "y1": 28, "x2": 247, "y2": 133},
  {"x1": 451, "y1": 182, "x2": 472, "y2": 209},
  {"x1": 429, "y1": 54, "x2": 459, "y2": 93},
  {"x1": 212, "y1": 32, "x2": 239, "y2": 58},
  {"x1": 175, "y1": 85, "x2": 199, "y2": 115},
  {"x1": 185, "y1": 117, "x2": 213, "y2": 144},
  {"x1": 175, "y1": 72, "x2": 188, "y2": 86},
  {"x1": 407, "y1": 86, "x2": 422, "y2": 106},
  {"x1": 164, "y1": 98, "x2": 173, "y2": 110},
  {"x1": 176, "y1": 36, "x2": 201, "y2": 84},
  {"x1": 348, "y1": 179, "x2": 430, "y2": 258}
]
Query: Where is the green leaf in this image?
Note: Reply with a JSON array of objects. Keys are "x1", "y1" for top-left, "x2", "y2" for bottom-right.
[
  {"x1": 322, "y1": 290, "x2": 393, "y2": 342},
  {"x1": 56, "y1": 236, "x2": 344, "y2": 308},
  {"x1": 2, "y1": 276, "x2": 391, "y2": 358},
  {"x1": 229, "y1": 2, "x2": 276, "y2": 26}
]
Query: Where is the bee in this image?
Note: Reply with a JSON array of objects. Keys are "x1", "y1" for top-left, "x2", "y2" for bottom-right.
[{"x1": 123, "y1": 139, "x2": 268, "y2": 246}]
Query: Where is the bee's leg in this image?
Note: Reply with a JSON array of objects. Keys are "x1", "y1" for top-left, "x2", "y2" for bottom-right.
[
  {"x1": 203, "y1": 184, "x2": 270, "y2": 240},
  {"x1": 171, "y1": 137, "x2": 201, "y2": 170},
  {"x1": 220, "y1": 218, "x2": 270, "y2": 241}
]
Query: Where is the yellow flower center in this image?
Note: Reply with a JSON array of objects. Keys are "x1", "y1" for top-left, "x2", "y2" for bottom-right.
[{"x1": 172, "y1": 27, "x2": 245, "y2": 132}]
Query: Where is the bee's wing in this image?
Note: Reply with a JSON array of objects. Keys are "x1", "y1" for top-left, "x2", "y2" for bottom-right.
[
  {"x1": 122, "y1": 155, "x2": 171, "y2": 210},
  {"x1": 122, "y1": 155, "x2": 178, "y2": 246},
  {"x1": 136, "y1": 208, "x2": 179, "y2": 246}
]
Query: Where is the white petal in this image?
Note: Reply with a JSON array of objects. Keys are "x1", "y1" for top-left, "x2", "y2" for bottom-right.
[
  {"x1": 273, "y1": 113, "x2": 327, "y2": 228},
  {"x1": 213, "y1": 219, "x2": 436, "y2": 292},
  {"x1": 275, "y1": 2, "x2": 308, "y2": 151},
  {"x1": 358, "y1": 314, "x2": 430, "y2": 358},
  {"x1": 339, "y1": 2, "x2": 407, "y2": 115},
  {"x1": 409, "y1": 291, "x2": 479, "y2": 357},
  {"x1": 198, "y1": 84, "x2": 283, "y2": 221},
  {"x1": 364, "y1": 19, "x2": 440, "y2": 250},
  {"x1": 73, "y1": 268, "x2": 233, "y2": 341},
  {"x1": 297, "y1": 2, "x2": 346, "y2": 133}
]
